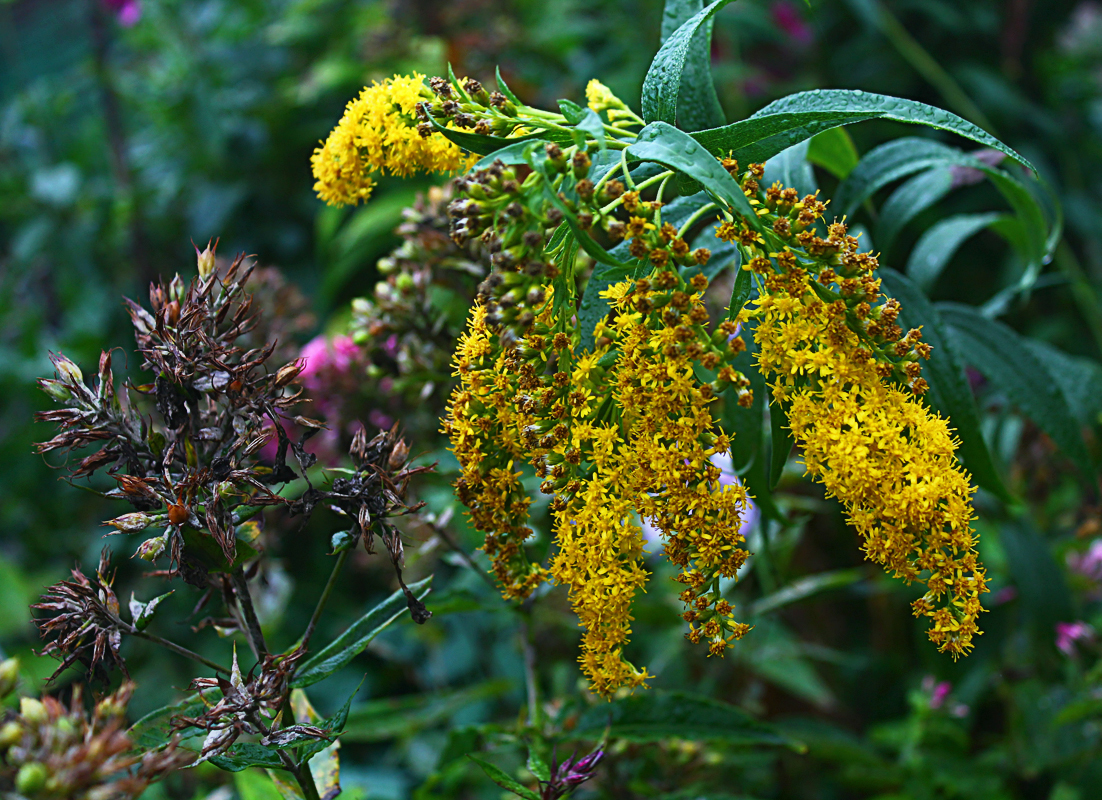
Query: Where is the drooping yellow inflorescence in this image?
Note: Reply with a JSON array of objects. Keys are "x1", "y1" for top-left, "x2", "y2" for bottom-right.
[
  {"x1": 443, "y1": 267, "x2": 755, "y2": 696},
  {"x1": 311, "y1": 73, "x2": 475, "y2": 206}
]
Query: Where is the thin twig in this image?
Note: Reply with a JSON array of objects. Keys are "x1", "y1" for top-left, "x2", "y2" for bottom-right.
[
  {"x1": 130, "y1": 629, "x2": 230, "y2": 675},
  {"x1": 520, "y1": 610, "x2": 540, "y2": 729},
  {"x1": 301, "y1": 548, "x2": 349, "y2": 652},
  {"x1": 432, "y1": 523, "x2": 498, "y2": 592}
]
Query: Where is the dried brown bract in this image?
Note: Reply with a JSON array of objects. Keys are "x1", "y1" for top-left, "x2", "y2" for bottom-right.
[{"x1": 32, "y1": 549, "x2": 127, "y2": 683}]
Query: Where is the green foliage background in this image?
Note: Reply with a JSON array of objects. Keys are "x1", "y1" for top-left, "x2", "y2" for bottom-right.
[{"x1": 1, "y1": 0, "x2": 1101, "y2": 798}]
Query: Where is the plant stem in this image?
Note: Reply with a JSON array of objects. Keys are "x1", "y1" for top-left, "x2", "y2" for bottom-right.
[
  {"x1": 301, "y1": 549, "x2": 349, "y2": 652},
  {"x1": 231, "y1": 569, "x2": 268, "y2": 659},
  {"x1": 519, "y1": 611, "x2": 540, "y2": 728},
  {"x1": 433, "y1": 524, "x2": 499, "y2": 592},
  {"x1": 677, "y1": 202, "x2": 719, "y2": 239},
  {"x1": 130, "y1": 629, "x2": 230, "y2": 675}
]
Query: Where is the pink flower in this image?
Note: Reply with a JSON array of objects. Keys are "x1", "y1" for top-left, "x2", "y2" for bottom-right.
[
  {"x1": 930, "y1": 681, "x2": 952, "y2": 709},
  {"x1": 102, "y1": 0, "x2": 141, "y2": 26},
  {"x1": 1055, "y1": 621, "x2": 1095, "y2": 656},
  {"x1": 1068, "y1": 539, "x2": 1102, "y2": 582},
  {"x1": 771, "y1": 1, "x2": 813, "y2": 47},
  {"x1": 299, "y1": 334, "x2": 360, "y2": 392}
]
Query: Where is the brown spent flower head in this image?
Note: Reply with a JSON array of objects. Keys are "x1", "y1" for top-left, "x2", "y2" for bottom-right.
[
  {"x1": 175, "y1": 646, "x2": 325, "y2": 763},
  {"x1": 35, "y1": 246, "x2": 316, "y2": 582},
  {"x1": 32, "y1": 549, "x2": 127, "y2": 683},
  {"x1": 0, "y1": 682, "x2": 192, "y2": 799}
]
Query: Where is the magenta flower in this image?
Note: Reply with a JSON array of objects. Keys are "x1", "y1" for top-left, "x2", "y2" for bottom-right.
[
  {"x1": 771, "y1": 1, "x2": 813, "y2": 47},
  {"x1": 1055, "y1": 621, "x2": 1095, "y2": 656},
  {"x1": 1068, "y1": 539, "x2": 1102, "y2": 582},
  {"x1": 102, "y1": 0, "x2": 141, "y2": 27}
]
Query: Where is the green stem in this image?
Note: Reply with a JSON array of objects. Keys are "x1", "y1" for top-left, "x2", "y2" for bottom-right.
[
  {"x1": 677, "y1": 203, "x2": 720, "y2": 239},
  {"x1": 599, "y1": 169, "x2": 675, "y2": 215},
  {"x1": 128, "y1": 628, "x2": 229, "y2": 675},
  {"x1": 301, "y1": 549, "x2": 349, "y2": 652}
]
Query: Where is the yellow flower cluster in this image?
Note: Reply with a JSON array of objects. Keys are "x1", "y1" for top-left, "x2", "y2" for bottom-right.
[
  {"x1": 311, "y1": 73, "x2": 474, "y2": 206},
  {"x1": 745, "y1": 273, "x2": 987, "y2": 657},
  {"x1": 444, "y1": 267, "x2": 754, "y2": 695}
]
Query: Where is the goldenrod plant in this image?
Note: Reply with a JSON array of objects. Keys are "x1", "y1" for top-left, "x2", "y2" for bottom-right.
[{"x1": 313, "y1": 0, "x2": 1067, "y2": 712}]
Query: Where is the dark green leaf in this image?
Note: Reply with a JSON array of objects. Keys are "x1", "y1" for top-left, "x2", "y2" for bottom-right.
[
  {"x1": 468, "y1": 755, "x2": 541, "y2": 800},
  {"x1": 1021, "y1": 339, "x2": 1102, "y2": 428},
  {"x1": 763, "y1": 140, "x2": 816, "y2": 198},
  {"x1": 642, "y1": 0, "x2": 734, "y2": 126},
  {"x1": 878, "y1": 270, "x2": 1011, "y2": 502},
  {"x1": 575, "y1": 109, "x2": 607, "y2": 150},
  {"x1": 713, "y1": 90, "x2": 1034, "y2": 172},
  {"x1": 875, "y1": 168, "x2": 954, "y2": 253},
  {"x1": 906, "y1": 212, "x2": 1007, "y2": 291},
  {"x1": 806, "y1": 126, "x2": 859, "y2": 179},
  {"x1": 660, "y1": 0, "x2": 726, "y2": 131},
  {"x1": 999, "y1": 521, "x2": 1074, "y2": 632},
  {"x1": 298, "y1": 684, "x2": 359, "y2": 762},
  {"x1": 628, "y1": 122, "x2": 759, "y2": 225},
  {"x1": 210, "y1": 743, "x2": 286, "y2": 773},
  {"x1": 291, "y1": 576, "x2": 433, "y2": 688},
  {"x1": 342, "y1": 680, "x2": 511, "y2": 742},
  {"x1": 938, "y1": 303, "x2": 1095, "y2": 478},
  {"x1": 473, "y1": 140, "x2": 551, "y2": 170},
  {"x1": 129, "y1": 694, "x2": 206, "y2": 750},
  {"x1": 727, "y1": 266, "x2": 753, "y2": 320},
  {"x1": 570, "y1": 690, "x2": 800, "y2": 749},
  {"x1": 691, "y1": 110, "x2": 880, "y2": 165}
]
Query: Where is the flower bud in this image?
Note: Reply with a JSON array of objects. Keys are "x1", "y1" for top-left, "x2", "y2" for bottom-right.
[
  {"x1": 195, "y1": 239, "x2": 218, "y2": 279},
  {"x1": 275, "y1": 359, "x2": 306, "y2": 387},
  {"x1": 136, "y1": 534, "x2": 168, "y2": 561},
  {"x1": 37, "y1": 379, "x2": 72, "y2": 402},
  {"x1": 50, "y1": 352, "x2": 83, "y2": 385},
  {"x1": 0, "y1": 658, "x2": 18, "y2": 699},
  {"x1": 106, "y1": 512, "x2": 155, "y2": 533},
  {"x1": 0, "y1": 721, "x2": 22, "y2": 749},
  {"x1": 16, "y1": 762, "x2": 48, "y2": 795},
  {"x1": 20, "y1": 698, "x2": 47, "y2": 725}
]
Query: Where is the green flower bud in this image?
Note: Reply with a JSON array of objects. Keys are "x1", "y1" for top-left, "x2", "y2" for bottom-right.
[
  {"x1": 16, "y1": 762, "x2": 49, "y2": 795},
  {"x1": 0, "y1": 721, "x2": 23, "y2": 749},
  {"x1": 20, "y1": 697, "x2": 47, "y2": 726},
  {"x1": 0, "y1": 657, "x2": 18, "y2": 698},
  {"x1": 105, "y1": 512, "x2": 155, "y2": 533},
  {"x1": 195, "y1": 239, "x2": 217, "y2": 279},
  {"x1": 136, "y1": 534, "x2": 167, "y2": 561}
]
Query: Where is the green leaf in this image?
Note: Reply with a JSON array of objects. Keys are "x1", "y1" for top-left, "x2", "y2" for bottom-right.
[
  {"x1": 875, "y1": 168, "x2": 954, "y2": 253},
  {"x1": 642, "y1": 0, "x2": 734, "y2": 126},
  {"x1": 727, "y1": 266, "x2": 753, "y2": 320},
  {"x1": 468, "y1": 755, "x2": 541, "y2": 800},
  {"x1": 574, "y1": 108, "x2": 607, "y2": 150},
  {"x1": 291, "y1": 576, "x2": 433, "y2": 688},
  {"x1": 748, "y1": 569, "x2": 865, "y2": 617},
  {"x1": 236, "y1": 769, "x2": 289, "y2": 800},
  {"x1": 128, "y1": 590, "x2": 173, "y2": 632},
  {"x1": 628, "y1": 122, "x2": 759, "y2": 225},
  {"x1": 806, "y1": 126, "x2": 859, "y2": 179},
  {"x1": 341, "y1": 680, "x2": 511, "y2": 742},
  {"x1": 427, "y1": 116, "x2": 561, "y2": 157},
  {"x1": 210, "y1": 742, "x2": 287, "y2": 772},
  {"x1": 1021, "y1": 339, "x2": 1102, "y2": 428},
  {"x1": 999, "y1": 521, "x2": 1074, "y2": 632},
  {"x1": 495, "y1": 66, "x2": 523, "y2": 106},
  {"x1": 906, "y1": 212, "x2": 1008, "y2": 292},
  {"x1": 659, "y1": 0, "x2": 727, "y2": 131},
  {"x1": 526, "y1": 746, "x2": 551, "y2": 783},
  {"x1": 558, "y1": 98, "x2": 585, "y2": 124},
  {"x1": 878, "y1": 270, "x2": 1012, "y2": 502},
  {"x1": 473, "y1": 140, "x2": 551, "y2": 170},
  {"x1": 180, "y1": 525, "x2": 260, "y2": 573},
  {"x1": 763, "y1": 140, "x2": 816, "y2": 199},
  {"x1": 768, "y1": 398, "x2": 791, "y2": 490},
  {"x1": 701, "y1": 89, "x2": 1035, "y2": 173},
  {"x1": 129, "y1": 694, "x2": 206, "y2": 750},
  {"x1": 938, "y1": 303, "x2": 1095, "y2": 478},
  {"x1": 570, "y1": 690, "x2": 800, "y2": 749}
]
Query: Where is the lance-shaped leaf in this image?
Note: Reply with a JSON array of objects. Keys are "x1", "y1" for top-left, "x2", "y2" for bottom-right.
[
  {"x1": 128, "y1": 590, "x2": 173, "y2": 632},
  {"x1": 659, "y1": 0, "x2": 727, "y2": 131},
  {"x1": 291, "y1": 576, "x2": 432, "y2": 687},
  {"x1": 938, "y1": 303, "x2": 1095, "y2": 480},
  {"x1": 469, "y1": 755, "x2": 541, "y2": 800},
  {"x1": 627, "y1": 122, "x2": 759, "y2": 225},
  {"x1": 690, "y1": 89, "x2": 1035, "y2": 172},
  {"x1": 569, "y1": 690, "x2": 802, "y2": 750},
  {"x1": 642, "y1": 0, "x2": 735, "y2": 126},
  {"x1": 906, "y1": 212, "x2": 1009, "y2": 291}
]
